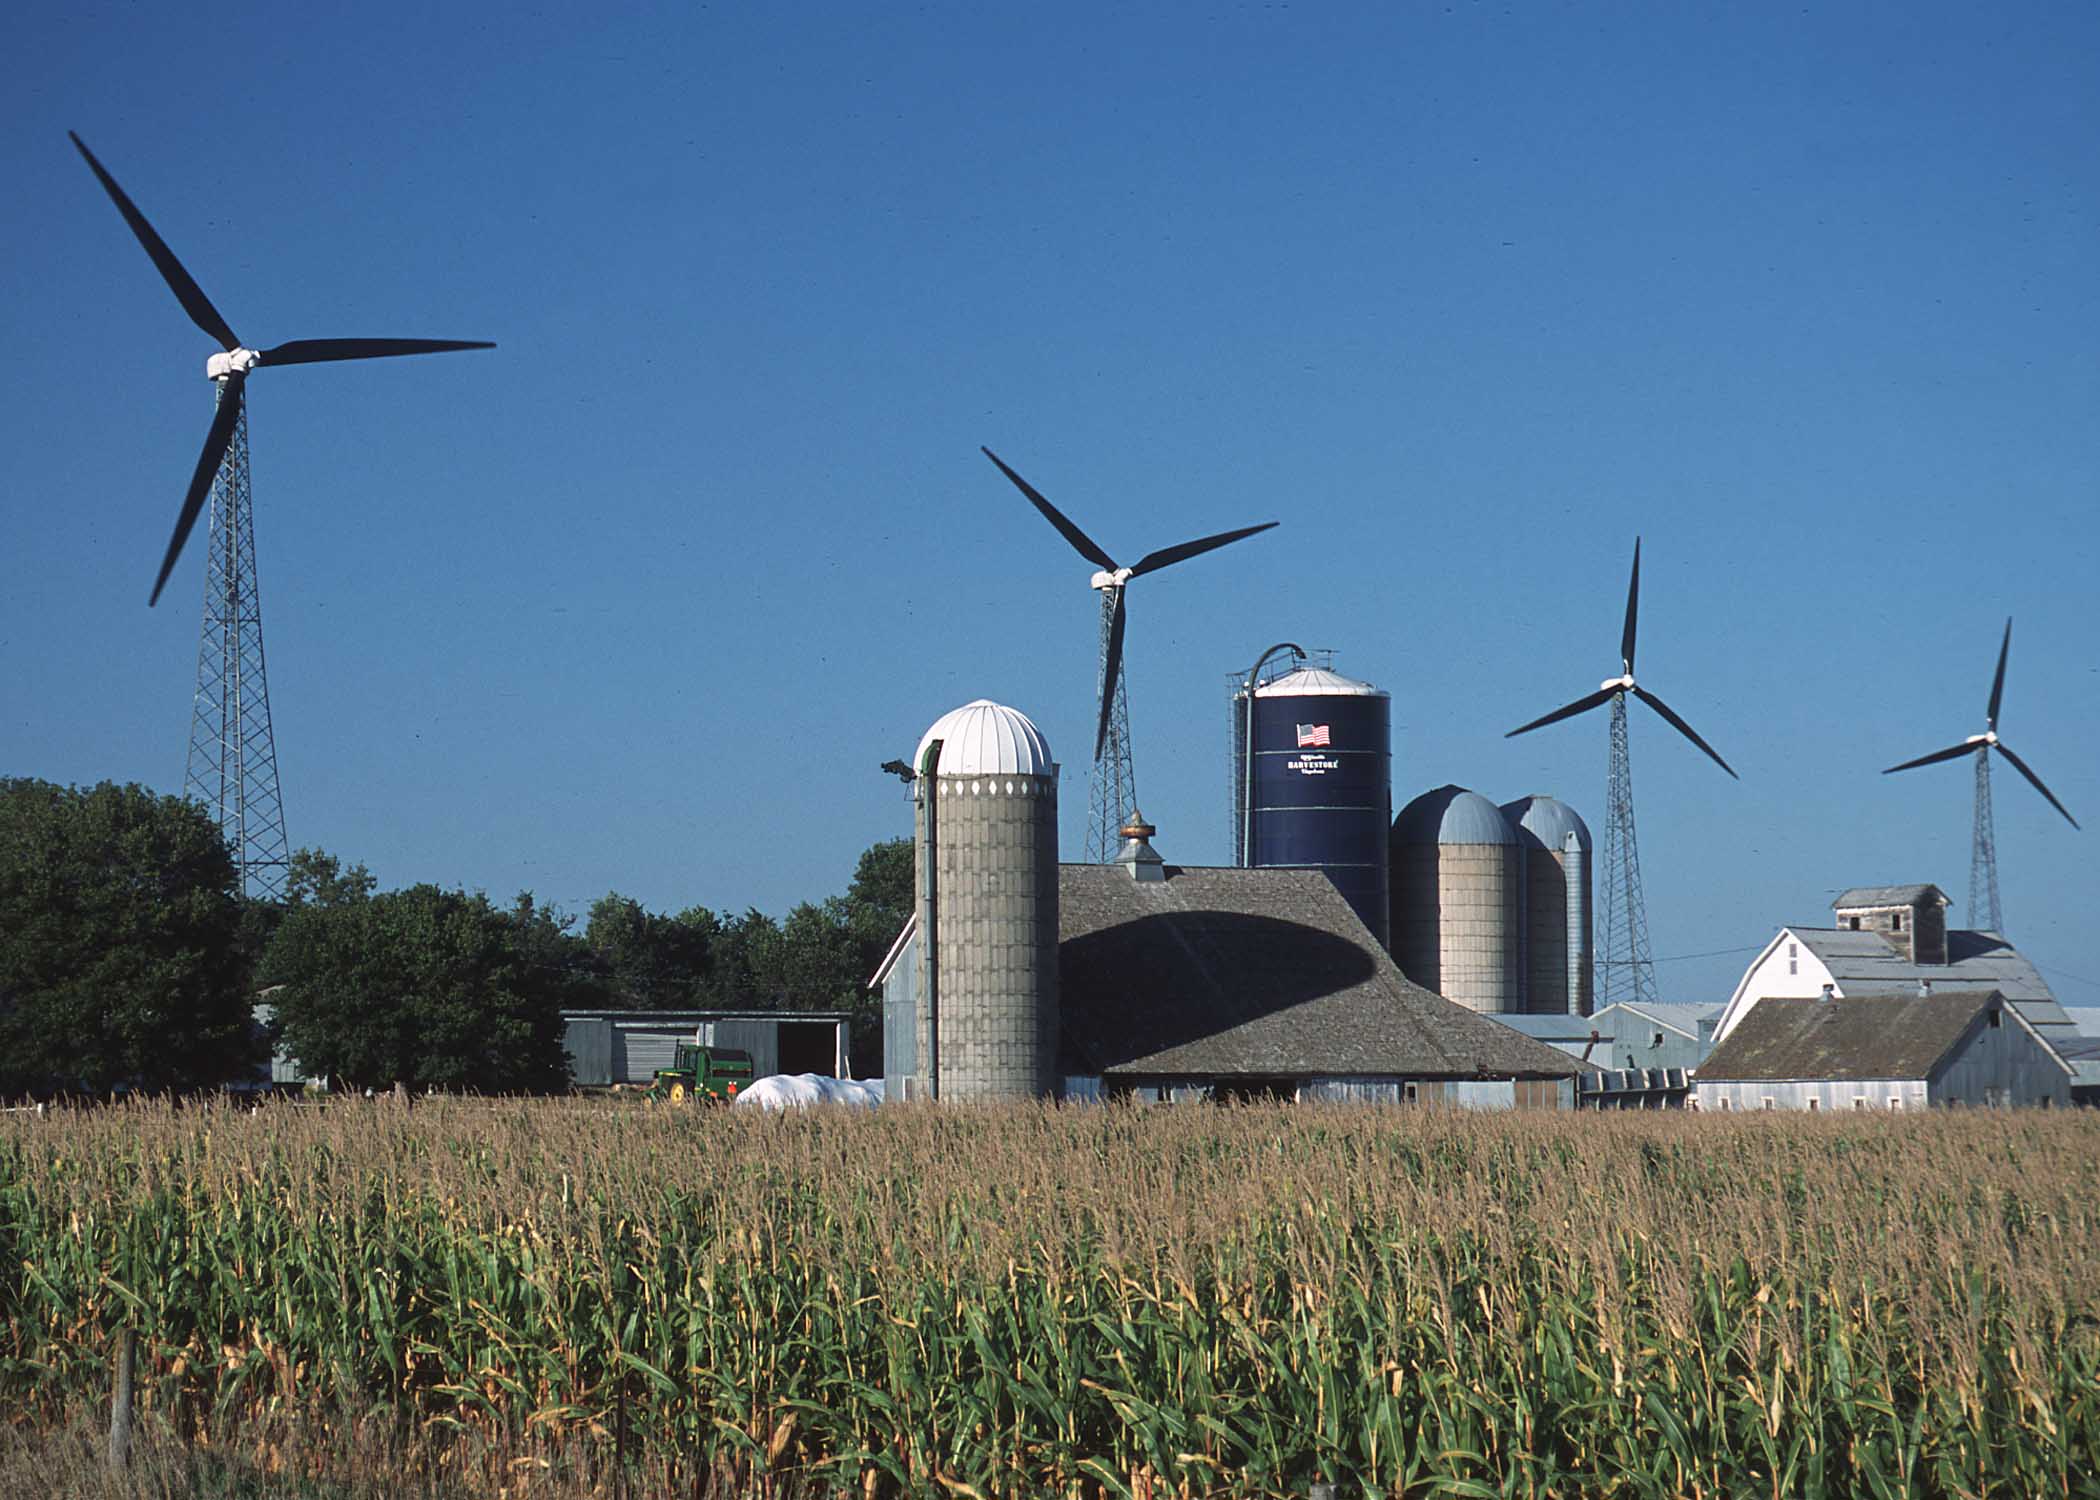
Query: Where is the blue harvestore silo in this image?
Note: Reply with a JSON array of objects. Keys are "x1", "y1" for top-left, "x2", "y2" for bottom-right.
[{"x1": 1238, "y1": 665, "x2": 1392, "y2": 948}]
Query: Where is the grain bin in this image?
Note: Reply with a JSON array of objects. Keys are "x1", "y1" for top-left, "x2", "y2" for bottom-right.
[
  {"x1": 1389, "y1": 785, "x2": 1524, "y2": 1013},
  {"x1": 909, "y1": 700, "x2": 1061, "y2": 1100},
  {"x1": 1235, "y1": 664, "x2": 1392, "y2": 948},
  {"x1": 1499, "y1": 795, "x2": 1594, "y2": 1016}
]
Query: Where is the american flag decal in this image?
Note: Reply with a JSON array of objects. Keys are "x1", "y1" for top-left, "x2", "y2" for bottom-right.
[{"x1": 1295, "y1": 723, "x2": 1331, "y2": 748}]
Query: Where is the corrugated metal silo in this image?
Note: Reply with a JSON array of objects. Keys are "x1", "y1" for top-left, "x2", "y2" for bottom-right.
[
  {"x1": 1389, "y1": 785, "x2": 1524, "y2": 1012},
  {"x1": 1236, "y1": 664, "x2": 1392, "y2": 948},
  {"x1": 1499, "y1": 795, "x2": 1594, "y2": 1016},
  {"x1": 908, "y1": 700, "x2": 1061, "y2": 1101}
]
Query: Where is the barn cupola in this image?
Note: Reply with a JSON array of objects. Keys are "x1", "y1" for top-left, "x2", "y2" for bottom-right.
[{"x1": 1831, "y1": 884, "x2": 1950, "y2": 965}]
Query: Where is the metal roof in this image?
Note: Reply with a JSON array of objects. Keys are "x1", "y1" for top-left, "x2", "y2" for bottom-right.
[
  {"x1": 1696, "y1": 990, "x2": 2053, "y2": 1081},
  {"x1": 1792, "y1": 927, "x2": 2070, "y2": 1029},
  {"x1": 1056, "y1": 863, "x2": 1580, "y2": 1081},
  {"x1": 914, "y1": 699, "x2": 1054, "y2": 777},
  {"x1": 1253, "y1": 666, "x2": 1386, "y2": 699},
  {"x1": 1831, "y1": 884, "x2": 1949, "y2": 909},
  {"x1": 1392, "y1": 785, "x2": 1518, "y2": 847},
  {"x1": 1597, "y1": 1001, "x2": 1722, "y2": 1039},
  {"x1": 1499, "y1": 794, "x2": 1592, "y2": 853}
]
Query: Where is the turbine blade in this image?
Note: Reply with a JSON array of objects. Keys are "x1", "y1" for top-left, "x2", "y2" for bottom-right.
[
  {"x1": 259, "y1": 338, "x2": 496, "y2": 367},
  {"x1": 1505, "y1": 686, "x2": 1615, "y2": 739},
  {"x1": 70, "y1": 132, "x2": 240, "y2": 352},
  {"x1": 1987, "y1": 617, "x2": 2011, "y2": 732},
  {"x1": 1620, "y1": 536, "x2": 1641, "y2": 673},
  {"x1": 1128, "y1": 521, "x2": 1279, "y2": 579},
  {"x1": 151, "y1": 374, "x2": 244, "y2": 606},
  {"x1": 1882, "y1": 741, "x2": 1976, "y2": 775},
  {"x1": 1095, "y1": 589, "x2": 1127, "y2": 764},
  {"x1": 981, "y1": 447, "x2": 1117, "y2": 571},
  {"x1": 1632, "y1": 685, "x2": 1737, "y2": 778},
  {"x1": 1994, "y1": 741, "x2": 2080, "y2": 830}
]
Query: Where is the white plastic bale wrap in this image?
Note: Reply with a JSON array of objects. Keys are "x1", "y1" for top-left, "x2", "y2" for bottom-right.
[{"x1": 732, "y1": 1074, "x2": 887, "y2": 1112}]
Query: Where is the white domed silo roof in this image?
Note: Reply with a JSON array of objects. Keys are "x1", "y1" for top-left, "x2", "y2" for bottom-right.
[
  {"x1": 1392, "y1": 785, "x2": 1517, "y2": 847},
  {"x1": 1253, "y1": 666, "x2": 1388, "y2": 699},
  {"x1": 914, "y1": 699, "x2": 1054, "y2": 777},
  {"x1": 1499, "y1": 795, "x2": 1593, "y2": 852}
]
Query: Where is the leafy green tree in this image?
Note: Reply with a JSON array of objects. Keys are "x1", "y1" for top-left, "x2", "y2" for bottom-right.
[
  {"x1": 261, "y1": 882, "x2": 588, "y2": 1092},
  {"x1": 0, "y1": 778, "x2": 255, "y2": 1096},
  {"x1": 584, "y1": 892, "x2": 716, "y2": 1008}
]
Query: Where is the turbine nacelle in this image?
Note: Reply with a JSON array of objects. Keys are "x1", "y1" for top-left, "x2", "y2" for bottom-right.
[
  {"x1": 1090, "y1": 567, "x2": 1135, "y2": 591},
  {"x1": 205, "y1": 348, "x2": 264, "y2": 380},
  {"x1": 1602, "y1": 673, "x2": 1635, "y2": 694}
]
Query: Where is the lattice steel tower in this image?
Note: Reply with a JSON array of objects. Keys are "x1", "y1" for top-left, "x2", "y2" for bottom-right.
[
  {"x1": 1085, "y1": 586, "x2": 1138, "y2": 863},
  {"x1": 1969, "y1": 750, "x2": 2002, "y2": 935},
  {"x1": 184, "y1": 392, "x2": 289, "y2": 901},
  {"x1": 1597, "y1": 694, "x2": 1656, "y2": 1008}
]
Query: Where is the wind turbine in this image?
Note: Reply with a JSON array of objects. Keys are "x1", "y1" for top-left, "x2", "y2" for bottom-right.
[
  {"x1": 1883, "y1": 618, "x2": 2078, "y2": 934},
  {"x1": 1505, "y1": 538, "x2": 1736, "y2": 1008},
  {"x1": 982, "y1": 447, "x2": 1277, "y2": 862},
  {"x1": 72, "y1": 132, "x2": 493, "y2": 899}
]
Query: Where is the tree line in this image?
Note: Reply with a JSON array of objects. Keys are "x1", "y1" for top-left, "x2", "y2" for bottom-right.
[{"x1": 0, "y1": 777, "x2": 911, "y2": 1097}]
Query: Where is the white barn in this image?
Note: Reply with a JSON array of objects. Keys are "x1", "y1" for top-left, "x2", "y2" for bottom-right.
[{"x1": 1713, "y1": 884, "x2": 2074, "y2": 1046}]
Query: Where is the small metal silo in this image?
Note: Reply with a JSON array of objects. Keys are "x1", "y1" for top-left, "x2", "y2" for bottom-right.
[
  {"x1": 1499, "y1": 795, "x2": 1594, "y2": 1017},
  {"x1": 908, "y1": 699, "x2": 1061, "y2": 1101},
  {"x1": 1232, "y1": 661, "x2": 1392, "y2": 948},
  {"x1": 1389, "y1": 786, "x2": 1524, "y2": 1013}
]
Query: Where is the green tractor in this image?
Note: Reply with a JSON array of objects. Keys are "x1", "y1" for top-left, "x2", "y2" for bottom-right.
[{"x1": 649, "y1": 1044, "x2": 755, "y2": 1105}]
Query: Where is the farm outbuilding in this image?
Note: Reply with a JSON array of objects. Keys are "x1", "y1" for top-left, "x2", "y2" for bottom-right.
[
  {"x1": 561, "y1": 1010, "x2": 853, "y2": 1088},
  {"x1": 1693, "y1": 988, "x2": 2072, "y2": 1111},
  {"x1": 1714, "y1": 884, "x2": 2075, "y2": 1046}
]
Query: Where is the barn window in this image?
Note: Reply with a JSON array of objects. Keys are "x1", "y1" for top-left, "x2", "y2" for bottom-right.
[
  {"x1": 1807, "y1": 1098, "x2": 1820, "y2": 1112},
  {"x1": 1847, "y1": 916, "x2": 1861, "y2": 930},
  {"x1": 1761, "y1": 1097, "x2": 1775, "y2": 1110},
  {"x1": 1853, "y1": 1098, "x2": 1868, "y2": 1110},
  {"x1": 1988, "y1": 1007, "x2": 2003, "y2": 1029},
  {"x1": 1892, "y1": 912, "x2": 1904, "y2": 931},
  {"x1": 1889, "y1": 1097, "x2": 1902, "y2": 1110}
]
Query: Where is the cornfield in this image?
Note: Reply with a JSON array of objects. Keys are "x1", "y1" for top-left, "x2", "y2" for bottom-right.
[{"x1": 2, "y1": 1098, "x2": 2096, "y2": 1498}]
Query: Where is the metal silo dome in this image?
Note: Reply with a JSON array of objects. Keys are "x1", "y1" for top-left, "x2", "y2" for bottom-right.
[
  {"x1": 1252, "y1": 666, "x2": 1383, "y2": 699},
  {"x1": 914, "y1": 699, "x2": 1054, "y2": 778},
  {"x1": 1500, "y1": 795, "x2": 1594, "y2": 1017},
  {"x1": 1389, "y1": 785, "x2": 1523, "y2": 1013},
  {"x1": 1392, "y1": 786, "x2": 1519, "y2": 847},
  {"x1": 1500, "y1": 794, "x2": 1592, "y2": 854}
]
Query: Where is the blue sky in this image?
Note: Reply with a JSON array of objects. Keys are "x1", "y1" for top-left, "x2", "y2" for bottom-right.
[{"x1": 6, "y1": 3, "x2": 2096, "y2": 1013}]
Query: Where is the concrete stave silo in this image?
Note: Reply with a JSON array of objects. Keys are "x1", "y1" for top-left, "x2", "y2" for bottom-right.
[
  {"x1": 909, "y1": 700, "x2": 1060, "y2": 1100},
  {"x1": 1500, "y1": 795, "x2": 1594, "y2": 1016},
  {"x1": 1389, "y1": 786, "x2": 1525, "y2": 1013},
  {"x1": 1235, "y1": 664, "x2": 1392, "y2": 948}
]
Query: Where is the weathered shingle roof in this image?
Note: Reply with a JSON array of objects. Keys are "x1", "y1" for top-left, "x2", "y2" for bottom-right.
[
  {"x1": 1057, "y1": 864, "x2": 1580, "y2": 1080},
  {"x1": 1792, "y1": 927, "x2": 2070, "y2": 1029},
  {"x1": 1698, "y1": 989, "x2": 2015, "y2": 1080},
  {"x1": 1831, "y1": 884, "x2": 1948, "y2": 909}
]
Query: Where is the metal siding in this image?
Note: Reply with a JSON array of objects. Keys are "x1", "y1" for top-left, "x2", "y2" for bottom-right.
[
  {"x1": 615, "y1": 1023, "x2": 688, "y2": 1085},
  {"x1": 563, "y1": 1017, "x2": 615, "y2": 1087},
  {"x1": 708, "y1": 1019, "x2": 779, "y2": 1080},
  {"x1": 1928, "y1": 1015, "x2": 2072, "y2": 1106},
  {"x1": 883, "y1": 930, "x2": 919, "y2": 1095},
  {"x1": 1248, "y1": 689, "x2": 1391, "y2": 948}
]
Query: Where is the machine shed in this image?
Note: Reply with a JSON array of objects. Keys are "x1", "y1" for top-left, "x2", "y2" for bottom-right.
[
  {"x1": 561, "y1": 1010, "x2": 853, "y2": 1088},
  {"x1": 1693, "y1": 989, "x2": 2071, "y2": 1111}
]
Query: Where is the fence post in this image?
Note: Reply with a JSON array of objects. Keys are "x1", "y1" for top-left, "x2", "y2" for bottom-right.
[{"x1": 108, "y1": 1326, "x2": 135, "y2": 1471}]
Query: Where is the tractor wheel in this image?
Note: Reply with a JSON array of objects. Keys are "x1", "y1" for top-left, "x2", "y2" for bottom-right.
[{"x1": 669, "y1": 1081, "x2": 688, "y2": 1105}]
